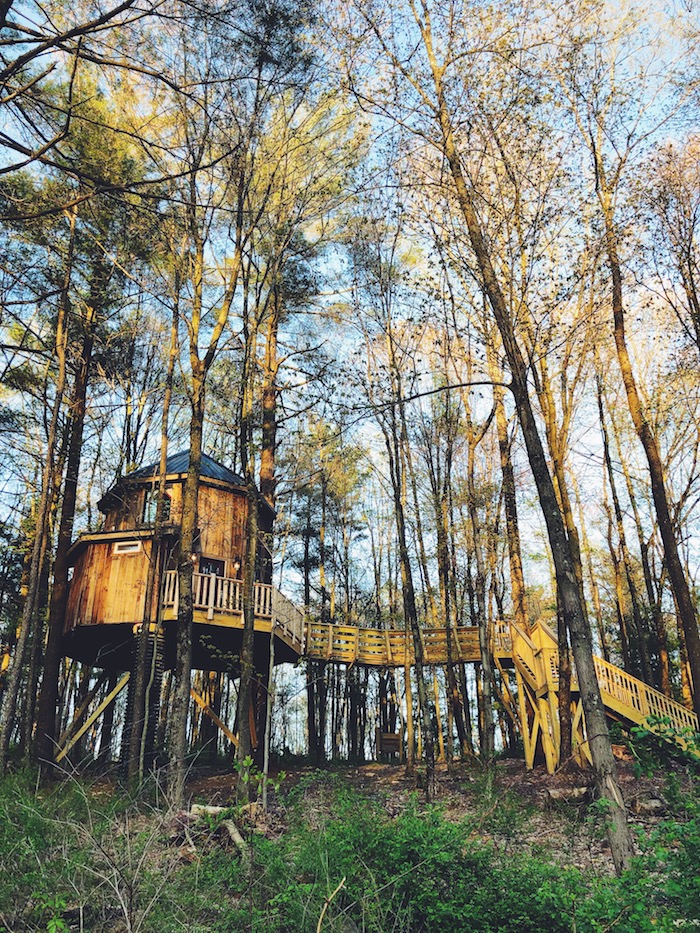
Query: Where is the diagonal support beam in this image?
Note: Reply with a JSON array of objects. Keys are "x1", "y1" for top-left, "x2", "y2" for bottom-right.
[
  {"x1": 55, "y1": 672, "x2": 130, "y2": 763},
  {"x1": 57, "y1": 670, "x2": 109, "y2": 748},
  {"x1": 190, "y1": 687, "x2": 239, "y2": 748}
]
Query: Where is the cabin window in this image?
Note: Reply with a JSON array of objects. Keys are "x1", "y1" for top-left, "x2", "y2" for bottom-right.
[
  {"x1": 199, "y1": 556, "x2": 225, "y2": 576},
  {"x1": 142, "y1": 487, "x2": 172, "y2": 524},
  {"x1": 113, "y1": 540, "x2": 142, "y2": 555}
]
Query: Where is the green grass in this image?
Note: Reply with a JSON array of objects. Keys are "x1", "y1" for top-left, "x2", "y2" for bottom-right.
[{"x1": 0, "y1": 766, "x2": 699, "y2": 932}]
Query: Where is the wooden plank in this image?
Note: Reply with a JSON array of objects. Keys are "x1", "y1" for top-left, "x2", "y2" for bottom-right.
[
  {"x1": 55, "y1": 673, "x2": 130, "y2": 763},
  {"x1": 57, "y1": 671, "x2": 109, "y2": 747},
  {"x1": 190, "y1": 688, "x2": 239, "y2": 748}
]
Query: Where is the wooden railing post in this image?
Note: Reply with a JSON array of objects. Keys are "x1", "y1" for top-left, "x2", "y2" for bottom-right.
[{"x1": 206, "y1": 573, "x2": 215, "y2": 620}]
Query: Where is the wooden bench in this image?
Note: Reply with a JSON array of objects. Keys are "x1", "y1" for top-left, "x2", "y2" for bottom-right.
[{"x1": 376, "y1": 728, "x2": 403, "y2": 761}]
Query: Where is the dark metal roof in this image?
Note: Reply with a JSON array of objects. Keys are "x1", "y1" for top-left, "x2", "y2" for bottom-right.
[
  {"x1": 98, "y1": 450, "x2": 276, "y2": 517},
  {"x1": 128, "y1": 451, "x2": 245, "y2": 486}
]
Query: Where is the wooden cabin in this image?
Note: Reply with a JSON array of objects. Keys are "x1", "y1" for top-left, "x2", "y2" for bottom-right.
[{"x1": 63, "y1": 451, "x2": 305, "y2": 673}]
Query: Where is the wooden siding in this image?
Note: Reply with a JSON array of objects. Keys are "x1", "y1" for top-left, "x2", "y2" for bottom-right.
[
  {"x1": 65, "y1": 538, "x2": 154, "y2": 632},
  {"x1": 101, "y1": 480, "x2": 248, "y2": 572},
  {"x1": 196, "y1": 484, "x2": 247, "y2": 569},
  {"x1": 68, "y1": 477, "x2": 259, "y2": 639}
]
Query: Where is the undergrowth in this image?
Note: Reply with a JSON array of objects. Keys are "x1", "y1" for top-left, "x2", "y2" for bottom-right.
[{"x1": 0, "y1": 760, "x2": 698, "y2": 932}]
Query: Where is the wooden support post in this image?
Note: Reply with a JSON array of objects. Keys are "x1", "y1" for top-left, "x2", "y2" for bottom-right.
[
  {"x1": 537, "y1": 696, "x2": 558, "y2": 774},
  {"x1": 190, "y1": 688, "x2": 239, "y2": 748},
  {"x1": 514, "y1": 668, "x2": 535, "y2": 768},
  {"x1": 493, "y1": 655, "x2": 519, "y2": 730},
  {"x1": 433, "y1": 672, "x2": 445, "y2": 763},
  {"x1": 571, "y1": 699, "x2": 591, "y2": 766},
  {"x1": 56, "y1": 670, "x2": 109, "y2": 748},
  {"x1": 55, "y1": 673, "x2": 130, "y2": 764},
  {"x1": 207, "y1": 573, "x2": 216, "y2": 620},
  {"x1": 453, "y1": 628, "x2": 464, "y2": 663}
]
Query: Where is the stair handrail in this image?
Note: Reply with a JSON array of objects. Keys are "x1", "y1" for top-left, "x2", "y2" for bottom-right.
[{"x1": 525, "y1": 617, "x2": 699, "y2": 740}]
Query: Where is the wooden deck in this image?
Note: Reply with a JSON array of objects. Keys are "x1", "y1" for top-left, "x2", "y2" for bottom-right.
[{"x1": 160, "y1": 570, "x2": 306, "y2": 655}]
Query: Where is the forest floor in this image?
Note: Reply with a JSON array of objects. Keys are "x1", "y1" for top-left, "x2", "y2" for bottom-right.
[
  {"x1": 2, "y1": 741, "x2": 698, "y2": 931},
  {"x1": 186, "y1": 746, "x2": 693, "y2": 876}
]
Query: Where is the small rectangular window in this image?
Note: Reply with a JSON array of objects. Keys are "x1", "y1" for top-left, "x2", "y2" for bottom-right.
[
  {"x1": 113, "y1": 540, "x2": 142, "y2": 555},
  {"x1": 199, "y1": 556, "x2": 225, "y2": 576}
]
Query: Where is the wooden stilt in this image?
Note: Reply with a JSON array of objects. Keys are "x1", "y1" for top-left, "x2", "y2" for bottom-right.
[
  {"x1": 190, "y1": 687, "x2": 239, "y2": 749},
  {"x1": 56, "y1": 671, "x2": 109, "y2": 749}
]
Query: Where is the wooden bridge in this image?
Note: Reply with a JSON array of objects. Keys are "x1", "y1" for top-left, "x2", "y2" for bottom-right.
[
  {"x1": 302, "y1": 616, "x2": 698, "y2": 771},
  {"x1": 155, "y1": 575, "x2": 698, "y2": 771},
  {"x1": 304, "y1": 619, "x2": 512, "y2": 665}
]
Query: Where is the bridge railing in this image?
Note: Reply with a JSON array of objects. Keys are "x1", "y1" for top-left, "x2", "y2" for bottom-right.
[
  {"x1": 271, "y1": 588, "x2": 306, "y2": 653},
  {"x1": 592, "y1": 653, "x2": 698, "y2": 733},
  {"x1": 525, "y1": 619, "x2": 699, "y2": 736},
  {"x1": 304, "y1": 623, "x2": 487, "y2": 666}
]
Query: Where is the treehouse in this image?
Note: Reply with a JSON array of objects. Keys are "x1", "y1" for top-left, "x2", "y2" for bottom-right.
[
  {"x1": 62, "y1": 451, "x2": 305, "y2": 674},
  {"x1": 53, "y1": 453, "x2": 699, "y2": 772}
]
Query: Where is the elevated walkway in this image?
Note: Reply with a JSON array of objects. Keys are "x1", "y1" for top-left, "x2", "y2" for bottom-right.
[
  {"x1": 302, "y1": 616, "x2": 698, "y2": 772},
  {"x1": 6, "y1": 580, "x2": 694, "y2": 772},
  {"x1": 152, "y1": 579, "x2": 698, "y2": 771},
  {"x1": 304, "y1": 620, "x2": 511, "y2": 665}
]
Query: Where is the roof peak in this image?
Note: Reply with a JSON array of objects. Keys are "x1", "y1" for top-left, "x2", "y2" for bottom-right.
[{"x1": 127, "y1": 449, "x2": 245, "y2": 486}]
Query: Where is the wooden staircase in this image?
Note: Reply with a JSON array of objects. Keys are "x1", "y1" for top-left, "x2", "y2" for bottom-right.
[{"x1": 509, "y1": 619, "x2": 698, "y2": 771}]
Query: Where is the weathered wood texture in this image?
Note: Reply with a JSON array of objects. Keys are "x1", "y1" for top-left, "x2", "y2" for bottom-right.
[{"x1": 65, "y1": 536, "x2": 153, "y2": 632}]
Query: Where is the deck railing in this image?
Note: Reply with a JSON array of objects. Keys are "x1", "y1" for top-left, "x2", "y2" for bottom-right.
[
  {"x1": 271, "y1": 588, "x2": 306, "y2": 653},
  {"x1": 593, "y1": 653, "x2": 698, "y2": 732},
  {"x1": 160, "y1": 570, "x2": 305, "y2": 651}
]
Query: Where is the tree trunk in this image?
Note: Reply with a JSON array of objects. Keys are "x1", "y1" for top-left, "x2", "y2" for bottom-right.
[
  {"x1": 128, "y1": 302, "x2": 178, "y2": 783},
  {"x1": 597, "y1": 375, "x2": 653, "y2": 684},
  {"x1": 35, "y1": 298, "x2": 97, "y2": 766},
  {"x1": 235, "y1": 283, "x2": 262, "y2": 784},
  {"x1": 571, "y1": 473, "x2": 610, "y2": 662},
  {"x1": 167, "y1": 372, "x2": 205, "y2": 806},
  {"x1": 610, "y1": 410, "x2": 671, "y2": 694},
  {"x1": 259, "y1": 286, "x2": 281, "y2": 506},
  {"x1": 600, "y1": 187, "x2": 700, "y2": 718},
  {"x1": 385, "y1": 417, "x2": 435, "y2": 793},
  {"x1": 0, "y1": 209, "x2": 75, "y2": 775},
  {"x1": 420, "y1": 32, "x2": 633, "y2": 871}
]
